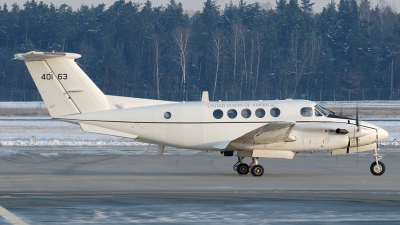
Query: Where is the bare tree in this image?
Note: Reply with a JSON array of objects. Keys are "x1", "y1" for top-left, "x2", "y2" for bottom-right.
[
  {"x1": 210, "y1": 31, "x2": 224, "y2": 100},
  {"x1": 285, "y1": 31, "x2": 313, "y2": 97},
  {"x1": 377, "y1": 3, "x2": 397, "y2": 39},
  {"x1": 360, "y1": 0, "x2": 372, "y2": 35},
  {"x1": 153, "y1": 35, "x2": 162, "y2": 100},
  {"x1": 230, "y1": 22, "x2": 241, "y2": 80},
  {"x1": 253, "y1": 32, "x2": 262, "y2": 99},
  {"x1": 306, "y1": 31, "x2": 322, "y2": 90},
  {"x1": 239, "y1": 25, "x2": 247, "y2": 100},
  {"x1": 172, "y1": 27, "x2": 191, "y2": 100}
]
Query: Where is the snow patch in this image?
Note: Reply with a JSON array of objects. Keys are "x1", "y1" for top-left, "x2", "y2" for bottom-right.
[
  {"x1": 40, "y1": 152, "x2": 59, "y2": 157},
  {"x1": 0, "y1": 139, "x2": 154, "y2": 147},
  {"x1": 0, "y1": 101, "x2": 46, "y2": 108}
]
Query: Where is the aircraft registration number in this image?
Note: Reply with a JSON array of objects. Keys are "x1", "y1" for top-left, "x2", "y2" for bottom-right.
[{"x1": 41, "y1": 73, "x2": 67, "y2": 80}]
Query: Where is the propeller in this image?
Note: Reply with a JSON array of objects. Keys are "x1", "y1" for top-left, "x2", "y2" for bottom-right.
[
  {"x1": 355, "y1": 104, "x2": 359, "y2": 165},
  {"x1": 375, "y1": 125, "x2": 380, "y2": 161},
  {"x1": 356, "y1": 104, "x2": 360, "y2": 130}
]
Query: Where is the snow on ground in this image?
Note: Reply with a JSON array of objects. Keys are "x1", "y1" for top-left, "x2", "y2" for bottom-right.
[
  {"x1": 0, "y1": 101, "x2": 46, "y2": 108},
  {"x1": 318, "y1": 100, "x2": 400, "y2": 108},
  {"x1": 0, "y1": 117, "x2": 398, "y2": 147},
  {"x1": 318, "y1": 100, "x2": 400, "y2": 120},
  {"x1": 1, "y1": 101, "x2": 400, "y2": 147},
  {"x1": 0, "y1": 117, "x2": 146, "y2": 147}
]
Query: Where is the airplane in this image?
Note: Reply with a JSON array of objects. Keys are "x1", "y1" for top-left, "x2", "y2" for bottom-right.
[{"x1": 14, "y1": 51, "x2": 389, "y2": 177}]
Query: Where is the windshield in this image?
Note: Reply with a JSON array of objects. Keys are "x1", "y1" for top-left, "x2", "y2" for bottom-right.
[{"x1": 315, "y1": 105, "x2": 330, "y2": 117}]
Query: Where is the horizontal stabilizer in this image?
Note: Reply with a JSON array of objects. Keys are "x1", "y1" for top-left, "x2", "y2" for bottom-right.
[
  {"x1": 80, "y1": 123, "x2": 138, "y2": 139},
  {"x1": 14, "y1": 51, "x2": 79, "y2": 61}
]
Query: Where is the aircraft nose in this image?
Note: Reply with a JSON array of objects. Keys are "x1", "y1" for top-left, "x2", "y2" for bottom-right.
[{"x1": 378, "y1": 127, "x2": 389, "y2": 141}]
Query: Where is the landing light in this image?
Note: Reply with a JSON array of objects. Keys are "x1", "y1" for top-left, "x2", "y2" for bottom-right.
[{"x1": 336, "y1": 129, "x2": 349, "y2": 134}]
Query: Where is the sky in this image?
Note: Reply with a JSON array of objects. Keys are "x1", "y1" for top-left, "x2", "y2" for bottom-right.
[{"x1": 1, "y1": 0, "x2": 399, "y2": 12}]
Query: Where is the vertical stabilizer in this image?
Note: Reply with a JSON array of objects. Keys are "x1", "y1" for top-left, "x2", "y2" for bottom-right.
[{"x1": 15, "y1": 52, "x2": 110, "y2": 117}]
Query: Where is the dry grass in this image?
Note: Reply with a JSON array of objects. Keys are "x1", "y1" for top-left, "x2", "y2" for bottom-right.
[{"x1": 0, "y1": 107, "x2": 50, "y2": 117}]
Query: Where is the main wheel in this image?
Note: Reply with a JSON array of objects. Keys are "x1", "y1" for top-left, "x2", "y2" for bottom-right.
[
  {"x1": 370, "y1": 161, "x2": 385, "y2": 176},
  {"x1": 237, "y1": 163, "x2": 249, "y2": 175},
  {"x1": 251, "y1": 165, "x2": 264, "y2": 177}
]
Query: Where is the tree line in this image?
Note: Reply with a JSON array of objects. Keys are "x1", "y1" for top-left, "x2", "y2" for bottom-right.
[{"x1": 0, "y1": 0, "x2": 400, "y2": 101}]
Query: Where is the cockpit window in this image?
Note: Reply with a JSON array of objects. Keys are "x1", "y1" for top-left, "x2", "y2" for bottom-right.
[
  {"x1": 300, "y1": 107, "x2": 313, "y2": 117},
  {"x1": 315, "y1": 105, "x2": 329, "y2": 116},
  {"x1": 315, "y1": 109, "x2": 323, "y2": 117}
]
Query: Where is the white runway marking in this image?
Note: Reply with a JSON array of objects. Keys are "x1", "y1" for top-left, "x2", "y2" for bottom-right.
[{"x1": 0, "y1": 205, "x2": 29, "y2": 225}]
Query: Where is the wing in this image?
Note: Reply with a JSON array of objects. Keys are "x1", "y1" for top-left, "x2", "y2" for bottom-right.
[{"x1": 232, "y1": 122, "x2": 296, "y2": 145}]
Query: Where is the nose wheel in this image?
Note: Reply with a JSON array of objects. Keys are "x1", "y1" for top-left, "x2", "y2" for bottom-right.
[
  {"x1": 371, "y1": 148, "x2": 385, "y2": 176},
  {"x1": 370, "y1": 161, "x2": 385, "y2": 176}
]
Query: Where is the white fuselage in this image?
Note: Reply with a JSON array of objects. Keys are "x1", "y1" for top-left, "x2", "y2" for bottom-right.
[{"x1": 58, "y1": 99, "x2": 388, "y2": 153}]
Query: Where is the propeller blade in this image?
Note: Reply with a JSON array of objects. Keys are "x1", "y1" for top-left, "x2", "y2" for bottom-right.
[
  {"x1": 356, "y1": 137, "x2": 359, "y2": 165},
  {"x1": 356, "y1": 104, "x2": 359, "y2": 131},
  {"x1": 355, "y1": 104, "x2": 359, "y2": 165}
]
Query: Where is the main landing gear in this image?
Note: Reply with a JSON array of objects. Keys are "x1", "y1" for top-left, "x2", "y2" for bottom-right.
[
  {"x1": 233, "y1": 157, "x2": 264, "y2": 177},
  {"x1": 370, "y1": 148, "x2": 385, "y2": 176}
]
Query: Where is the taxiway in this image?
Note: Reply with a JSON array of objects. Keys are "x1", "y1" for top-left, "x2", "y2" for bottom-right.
[{"x1": 1, "y1": 146, "x2": 400, "y2": 224}]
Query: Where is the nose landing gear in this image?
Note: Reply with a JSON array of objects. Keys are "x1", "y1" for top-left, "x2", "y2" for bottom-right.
[{"x1": 370, "y1": 148, "x2": 385, "y2": 176}]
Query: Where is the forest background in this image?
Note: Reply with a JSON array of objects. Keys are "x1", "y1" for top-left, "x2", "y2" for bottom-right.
[{"x1": 1, "y1": 0, "x2": 400, "y2": 102}]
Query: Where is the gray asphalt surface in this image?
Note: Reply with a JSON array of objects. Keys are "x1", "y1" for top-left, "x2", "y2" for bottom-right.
[
  {"x1": 0, "y1": 146, "x2": 400, "y2": 197},
  {"x1": 1, "y1": 146, "x2": 400, "y2": 224}
]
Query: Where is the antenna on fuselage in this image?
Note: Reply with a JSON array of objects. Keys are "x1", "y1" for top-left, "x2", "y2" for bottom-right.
[{"x1": 201, "y1": 91, "x2": 209, "y2": 102}]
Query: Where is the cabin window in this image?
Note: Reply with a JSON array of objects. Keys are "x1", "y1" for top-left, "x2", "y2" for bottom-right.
[
  {"x1": 227, "y1": 109, "x2": 237, "y2": 119},
  {"x1": 164, "y1": 112, "x2": 171, "y2": 119},
  {"x1": 241, "y1": 108, "x2": 251, "y2": 118},
  {"x1": 270, "y1": 108, "x2": 280, "y2": 117},
  {"x1": 300, "y1": 107, "x2": 313, "y2": 117},
  {"x1": 213, "y1": 109, "x2": 223, "y2": 119},
  {"x1": 255, "y1": 108, "x2": 265, "y2": 118}
]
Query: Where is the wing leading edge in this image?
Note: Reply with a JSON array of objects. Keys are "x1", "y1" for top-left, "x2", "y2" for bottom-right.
[{"x1": 232, "y1": 122, "x2": 296, "y2": 145}]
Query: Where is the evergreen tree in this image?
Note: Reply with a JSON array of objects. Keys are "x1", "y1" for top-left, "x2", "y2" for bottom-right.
[{"x1": 0, "y1": 0, "x2": 399, "y2": 101}]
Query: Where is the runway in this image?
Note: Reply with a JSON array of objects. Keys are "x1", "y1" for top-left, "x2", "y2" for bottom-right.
[{"x1": 1, "y1": 146, "x2": 400, "y2": 224}]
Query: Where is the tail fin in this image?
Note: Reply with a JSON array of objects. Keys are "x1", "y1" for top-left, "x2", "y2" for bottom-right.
[{"x1": 14, "y1": 51, "x2": 109, "y2": 117}]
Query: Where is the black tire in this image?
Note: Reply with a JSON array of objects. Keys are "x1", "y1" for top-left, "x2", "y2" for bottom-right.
[
  {"x1": 370, "y1": 161, "x2": 385, "y2": 176},
  {"x1": 237, "y1": 163, "x2": 249, "y2": 175},
  {"x1": 251, "y1": 165, "x2": 264, "y2": 177}
]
